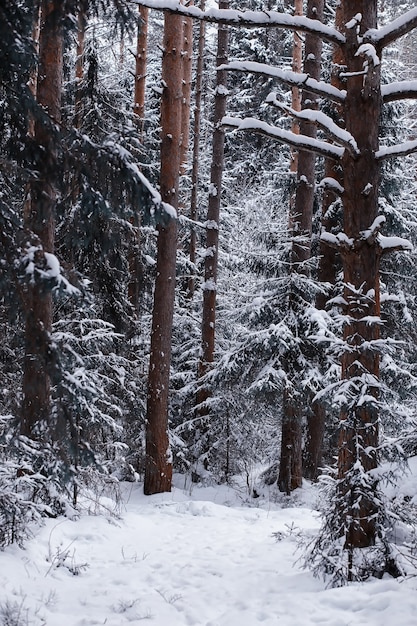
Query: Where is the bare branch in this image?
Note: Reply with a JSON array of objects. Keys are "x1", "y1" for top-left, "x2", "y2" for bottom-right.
[
  {"x1": 134, "y1": 0, "x2": 345, "y2": 45},
  {"x1": 382, "y1": 81, "x2": 417, "y2": 103},
  {"x1": 222, "y1": 116, "x2": 344, "y2": 160},
  {"x1": 365, "y1": 8, "x2": 417, "y2": 49},
  {"x1": 220, "y1": 61, "x2": 346, "y2": 104}
]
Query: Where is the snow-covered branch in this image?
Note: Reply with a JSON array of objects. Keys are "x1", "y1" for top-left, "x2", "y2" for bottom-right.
[
  {"x1": 136, "y1": 170, "x2": 177, "y2": 220},
  {"x1": 360, "y1": 215, "x2": 386, "y2": 245},
  {"x1": 321, "y1": 218, "x2": 413, "y2": 256},
  {"x1": 320, "y1": 230, "x2": 353, "y2": 250},
  {"x1": 266, "y1": 94, "x2": 359, "y2": 155},
  {"x1": 375, "y1": 139, "x2": 417, "y2": 161},
  {"x1": 365, "y1": 8, "x2": 417, "y2": 49},
  {"x1": 134, "y1": 0, "x2": 345, "y2": 45},
  {"x1": 382, "y1": 81, "x2": 417, "y2": 103},
  {"x1": 378, "y1": 234, "x2": 413, "y2": 255},
  {"x1": 220, "y1": 61, "x2": 346, "y2": 104},
  {"x1": 222, "y1": 116, "x2": 344, "y2": 160},
  {"x1": 318, "y1": 177, "x2": 344, "y2": 195}
]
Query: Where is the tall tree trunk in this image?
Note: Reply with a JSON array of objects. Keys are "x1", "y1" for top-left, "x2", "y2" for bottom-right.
[
  {"x1": 304, "y1": 2, "x2": 344, "y2": 481},
  {"x1": 289, "y1": 0, "x2": 303, "y2": 176},
  {"x1": 128, "y1": 6, "x2": 149, "y2": 317},
  {"x1": 198, "y1": 0, "x2": 229, "y2": 386},
  {"x1": 74, "y1": 8, "x2": 86, "y2": 131},
  {"x1": 144, "y1": 13, "x2": 183, "y2": 495},
  {"x1": 188, "y1": 0, "x2": 206, "y2": 299},
  {"x1": 27, "y1": 0, "x2": 41, "y2": 136},
  {"x1": 180, "y1": 5, "x2": 193, "y2": 178},
  {"x1": 23, "y1": 1, "x2": 41, "y2": 215},
  {"x1": 133, "y1": 6, "x2": 149, "y2": 134},
  {"x1": 291, "y1": 0, "x2": 323, "y2": 271},
  {"x1": 278, "y1": 0, "x2": 323, "y2": 494},
  {"x1": 278, "y1": 387, "x2": 303, "y2": 494},
  {"x1": 337, "y1": 0, "x2": 381, "y2": 551},
  {"x1": 195, "y1": 0, "x2": 229, "y2": 473},
  {"x1": 21, "y1": 0, "x2": 63, "y2": 437}
]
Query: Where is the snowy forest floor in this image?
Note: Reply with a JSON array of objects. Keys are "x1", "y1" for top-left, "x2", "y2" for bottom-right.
[{"x1": 2, "y1": 469, "x2": 417, "y2": 626}]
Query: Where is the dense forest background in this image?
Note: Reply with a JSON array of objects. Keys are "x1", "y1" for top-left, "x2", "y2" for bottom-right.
[{"x1": 1, "y1": 0, "x2": 417, "y2": 585}]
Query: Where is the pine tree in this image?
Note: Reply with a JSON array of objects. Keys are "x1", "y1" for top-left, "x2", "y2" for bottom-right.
[
  {"x1": 194, "y1": 0, "x2": 230, "y2": 479},
  {"x1": 21, "y1": 0, "x2": 65, "y2": 437},
  {"x1": 144, "y1": 12, "x2": 184, "y2": 495},
  {"x1": 139, "y1": 0, "x2": 417, "y2": 578}
]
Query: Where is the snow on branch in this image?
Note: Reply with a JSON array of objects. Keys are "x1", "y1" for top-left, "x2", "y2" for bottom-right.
[
  {"x1": 320, "y1": 229, "x2": 353, "y2": 250},
  {"x1": 136, "y1": 169, "x2": 177, "y2": 220},
  {"x1": 360, "y1": 215, "x2": 386, "y2": 244},
  {"x1": 266, "y1": 94, "x2": 358, "y2": 155},
  {"x1": 22, "y1": 245, "x2": 80, "y2": 295},
  {"x1": 322, "y1": 217, "x2": 413, "y2": 256},
  {"x1": 377, "y1": 234, "x2": 413, "y2": 255},
  {"x1": 134, "y1": 0, "x2": 345, "y2": 45},
  {"x1": 382, "y1": 81, "x2": 417, "y2": 103},
  {"x1": 365, "y1": 8, "x2": 417, "y2": 49},
  {"x1": 222, "y1": 116, "x2": 344, "y2": 160},
  {"x1": 318, "y1": 177, "x2": 344, "y2": 194},
  {"x1": 355, "y1": 43, "x2": 380, "y2": 67},
  {"x1": 375, "y1": 138, "x2": 417, "y2": 161},
  {"x1": 220, "y1": 61, "x2": 346, "y2": 104}
]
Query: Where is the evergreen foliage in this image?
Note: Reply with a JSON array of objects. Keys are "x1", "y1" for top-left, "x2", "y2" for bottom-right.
[{"x1": 1, "y1": 0, "x2": 417, "y2": 587}]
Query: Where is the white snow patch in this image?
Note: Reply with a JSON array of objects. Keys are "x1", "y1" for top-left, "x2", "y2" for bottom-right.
[
  {"x1": 345, "y1": 13, "x2": 362, "y2": 30},
  {"x1": 2, "y1": 476, "x2": 417, "y2": 625},
  {"x1": 355, "y1": 43, "x2": 380, "y2": 66},
  {"x1": 215, "y1": 84, "x2": 229, "y2": 96}
]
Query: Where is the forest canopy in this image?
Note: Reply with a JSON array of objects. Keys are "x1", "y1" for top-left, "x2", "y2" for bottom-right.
[{"x1": 1, "y1": 0, "x2": 417, "y2": 585}]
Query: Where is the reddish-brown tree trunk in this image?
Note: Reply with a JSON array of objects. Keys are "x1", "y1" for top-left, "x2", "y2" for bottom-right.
[
  {"x1": 291, "y1": 0, "x2": 323, "y2": 270},
  {"x1": 278, "y1": 388, "x2": 303, "y2": 494},
  {"x1": 304, "y1": 3, "x2": 344, "y2": 481},
  {"x1": 193, "y1": 1, "x2": 229, "y2": 477},
  {"x1": 289, "y1": 0, "x2": 303, "y2": 176},
  {"x1": 337, "y1": 0, "x2": 381, "y2": 549},
  {"x1": 144, "y1": 13, "x2": 184, "y2": 495},
  {"x1": 188, "y1": 1, "x2": 206, "y2": 299},
  {"x1": 128, "y1": 7, "x2": 149, "y2": 317},
  {"x1": 180, "y1": 5, "x2": 193, "y2": 177},
  {"x1": 134, "y1": 6, "x2": 149, "y2": 132},
  {"x1": 197, "y1": 0, "x2": 229, "y2": 410},
  {"x1": 278, "y1": 0, "x2": 323, "y2": 494},
  {"x1": 74, "y1": 9, "x2": 86, "y2": 131},
  {"x1": 21, "y1": 0, "x2": 63, "y2": 437},
  {"x1": 27, "y1": 0, "x2": 41, "y2": 136}
]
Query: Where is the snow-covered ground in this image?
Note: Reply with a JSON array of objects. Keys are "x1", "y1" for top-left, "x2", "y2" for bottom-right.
[{"x1": 1, "y1": 473, "x2": 417, "y2": 626}]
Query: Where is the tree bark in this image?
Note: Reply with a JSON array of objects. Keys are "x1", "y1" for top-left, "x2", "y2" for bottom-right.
[
  {"x1": 74, "y1": 8, "x2": 86, "y2": 131},
  {"x1": 188, "y1": 0, "x2": 206, "y2": 299},
  {"x1": 278, "y1": 387, "x2": 303, "y2": 494},
  {"x1": 304, "y1": 3, "x2": 344, "y2": 480},
  {"x1": 194, "y1": 0, "x2": 229, "y2": 477},
  {"x1": 128, "y1": 6, "x2": 149, "y2": 317},
  {"x1": 144, "y1": 12, "x2": 183, "y2": 495},
  {"x1": 27, "y1": 0, "x2": 41, "y2": 136},
  {"x1": 291, "y1": 0, "x2": 323, "y2": 271},
  {"x1": 289, "y1": 0, "x2": 303, "y2": 175},
  {"x1": 337, "y1": 0, "x2": 381, "y2": 550},
  {"x1": 21, "y1": 0, "x2": 63, "y2": 437},
  {"x1": 133, "y1": 6, "x2": 149, "y2": 134},
  {"x1": 196, "y1": 0, "x2": 229, "y2": 411},
  {"x1": 180, "y1": 4, "x2": 193, "y2": 177},
  {"x1": 278, "y1": 0, "x2": 323, "y2": 493}
]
